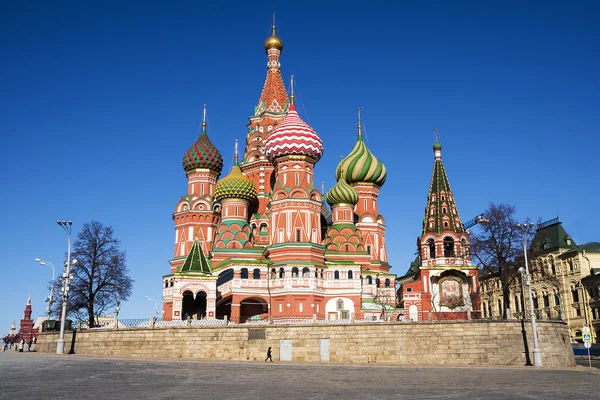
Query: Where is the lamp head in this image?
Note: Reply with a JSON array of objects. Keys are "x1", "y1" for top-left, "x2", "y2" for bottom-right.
[
  {"x1": 71, "y1": 259, "x2": 78, "y2": 266},
  {"x1": 518, "y1": 267, "x2": 525, "y2": 274},
  {"x1": 35, "y1": 258, "x2": 41, "y2": 262},
  {"x1": 144, "y1": 296, "x2": 152, "y2": 301}
]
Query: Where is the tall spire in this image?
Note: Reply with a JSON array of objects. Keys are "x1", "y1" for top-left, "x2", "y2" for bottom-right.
[
  {"x1": 202, "y1": 104, "x2": 207, "y2": 132},
  {"x1": 357, "y1": 107, "x2": 362, "y2": 140},
  {"x1": 256, "y1": 17, "x2": 289, "y2": 115},
  {"x1": 234, "y1": 139, "x2": 239, "y2": 165},
  {"x1": 433, "y1": 127, "x2": 442, "y2": 159},
  {"x1": 290, "y1": 75, "x2": 295, "y2": 105},
  {"x1": 422, "y1": 134, "x2": 462, "y2": 236}
]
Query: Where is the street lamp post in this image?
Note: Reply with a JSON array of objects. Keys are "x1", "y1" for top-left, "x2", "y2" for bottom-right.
[
  {"x1": 35, "y1": 258, "x2": 55, "y2": 319},
  {"x1": 56, "y1": 220, "x2": 77, "y2": 355},
  {"x1": 517, "y1": 223, "x2": 543, "y2": 367}
]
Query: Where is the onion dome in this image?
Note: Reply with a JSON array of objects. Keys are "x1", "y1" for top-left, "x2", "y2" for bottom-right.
[
  {"x1": 326, "y1": 175, "x2": 359, "y2": 206},
  {"x1": 335, "y1": 109, "x2": 386, "y2": 186},
  {"x1": 182, "y1": 106, "x2": 223, "y2": 174},
  {"x1": 264, "y1": 24, "x2": 284, "y2": 53},
  {"x1": 264, "y1": 104, "x2": 324, "y2": 162},
  {"x1": 214, "y1": 143, "x2": 257, "y2": 202},
  {"x1": 433, "y1": 140, "x2": 442, "y2": 151}
]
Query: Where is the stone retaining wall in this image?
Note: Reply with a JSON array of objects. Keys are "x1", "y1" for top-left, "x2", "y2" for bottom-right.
[{"x1": 36, "y1": 320, "x2": 576, "y2": 368}]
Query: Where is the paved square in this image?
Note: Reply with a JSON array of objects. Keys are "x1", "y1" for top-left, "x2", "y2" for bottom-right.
[{"x1": 0, "y1": 352, "x2": 597, "y2": 399}]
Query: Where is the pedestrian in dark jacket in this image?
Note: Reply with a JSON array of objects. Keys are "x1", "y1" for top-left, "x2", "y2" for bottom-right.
[{"x1": 265, "y1": 346, "x2": 273, "y2": 362}]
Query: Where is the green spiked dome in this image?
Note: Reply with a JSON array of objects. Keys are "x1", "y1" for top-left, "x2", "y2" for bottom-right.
[
  {"x1": 182, "y1": 112, "x2": 224, "y2": 174},
  {"x1": 433, "y1": 140, "x2": 442, "y2": 151},
  {"x1": 214, "y1": 158, "x2": 257, "y2": 202},
  {"x1": 326, "y1": 175, "x2": 359, "y2": 206},
  {"x1": 336, "y1": 119, "x2": 387, "y2": 187}
]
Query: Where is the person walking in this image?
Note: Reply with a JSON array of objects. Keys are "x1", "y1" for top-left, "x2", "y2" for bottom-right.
[{"x1": 265, "y1": 346, "x2": 273, "y2": 362}]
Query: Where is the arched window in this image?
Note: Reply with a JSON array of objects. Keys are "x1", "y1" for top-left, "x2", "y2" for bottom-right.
[
  {"x1": 348, "y1": 270, "x2": 353, "y2": 279},
  {"x1": 366, "y1": 275, "x2": 372, "y2": 284},
  {"x1": 270, "y1": 268, "x2": 276, "y2": 279},
  {"x1": 443, "y1": 237, "x2": 455, "y2": 257},
  {"x1": 320, "y1": 269, "x2": 324, "y2": 279},
  {"x1": 375, "y1": 278, "x2": 381, "y2": 287},
  {"x1": 385, "y1": 278, "x2": 391, "y2": 288},
  {"x1": 428, "y1": 239, "x2": 436, "y2": 258},
  {"x1": 279, "y1": 267, "x2": 285, "y2": 278},
  {"x1": 240, "y1": 268, "x2": 248, "y2": 279},
  {"x1": 253, "y1": 268, "x2": 260, "y2": 279},
  {"x1": 334, "y1": 270, "x2": 340, "y2": 280},
  {"x1": 164, "y1": 280, "x2": 168, "y2": 288},
  {"x1": 292, "y1": 267, "x2": 299, "y2": 278},
  {"x1": 337, "y1": 299, "x2": 344, "y2": 310},
  {"x1": 302, "y1": 267, "x2": 310, "y2": 277}
]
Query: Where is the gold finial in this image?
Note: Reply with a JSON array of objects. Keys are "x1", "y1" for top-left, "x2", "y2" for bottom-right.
[
  {"x1": 290, "y1": 75, "x2": 295, "y2": 105},
  {"x1": 264, "y1": 13, "x2": 284, "y2": 52},
  {"x1": 434, "y1": 127, "x2": 439, "y2": 142},
  {"x1": 357, "y1": 107, "x2": 363, "y2": 139},
  {"x1": 202, "y1": 104, "x2": 207, "y2": 131},
  {"x1": 234, "y1": 139, "x2": 239, "y2": 165},
  {"x1": 321, "y1": 181, "x2": 325, "y2": 195},
  {"x1": 340, "y1": 155, "x2": 343, "y2": 162}
]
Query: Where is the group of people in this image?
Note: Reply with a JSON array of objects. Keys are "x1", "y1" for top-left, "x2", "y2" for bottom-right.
[{"x1": 1, "y1": 337, "x2": 36, "y2": 352}]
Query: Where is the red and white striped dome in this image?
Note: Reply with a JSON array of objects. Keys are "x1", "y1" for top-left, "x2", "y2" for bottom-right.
[{"x1": 264, "y1": 104, "x2": 324, "y2": 162}]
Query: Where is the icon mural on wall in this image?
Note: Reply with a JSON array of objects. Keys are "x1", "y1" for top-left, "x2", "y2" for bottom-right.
[{"x1": 439, "y1": 275, "x2": 464, "y2": 309}]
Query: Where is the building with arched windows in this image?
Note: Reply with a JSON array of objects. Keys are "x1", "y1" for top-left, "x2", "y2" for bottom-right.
[{"x1": 161, "y1": 24, "x2": 397, "y2": 323}]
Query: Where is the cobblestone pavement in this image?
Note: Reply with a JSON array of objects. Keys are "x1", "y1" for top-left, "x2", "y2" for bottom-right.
[{"x1": 1, "y1": 352, "x2": 597, "y2": 400}]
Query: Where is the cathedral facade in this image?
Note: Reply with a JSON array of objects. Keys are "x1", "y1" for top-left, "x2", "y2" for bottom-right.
[{"x1": 162, "y1": 24, "x2": 396, "y2": 323}]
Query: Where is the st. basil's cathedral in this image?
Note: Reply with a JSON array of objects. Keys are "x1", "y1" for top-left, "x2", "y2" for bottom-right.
[{"x1": 161, "y1": 23, "x2": 480, "y2": 323}]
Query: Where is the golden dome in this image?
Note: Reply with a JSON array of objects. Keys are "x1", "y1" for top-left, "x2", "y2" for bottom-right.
[{"x1": 264, "y1": 25, "x2": 284, "y2": 53}]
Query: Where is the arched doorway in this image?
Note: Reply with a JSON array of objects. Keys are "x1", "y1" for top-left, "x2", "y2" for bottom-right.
[
  {"x1": 216, "y1": 295, "x2": 232, "y2": 321},
  {"x1": 240, "y1": 297, "x2": 268, "y2": 323},
  {"x1": 181, "y1": 290, "x2": 207, "y2": 320}
]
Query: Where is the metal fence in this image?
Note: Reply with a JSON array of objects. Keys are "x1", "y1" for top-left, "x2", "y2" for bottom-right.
[{"x1": 84, "y1": 312, "x2": 486, "y2": 330}]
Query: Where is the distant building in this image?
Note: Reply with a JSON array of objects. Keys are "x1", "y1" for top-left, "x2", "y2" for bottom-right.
[
  {"x1": 581, "y1": 248, "x2": 600, "y2": 341},
  {"x1": 161, "y1": 23, "x2": 397, "y2": 323},
  {"x1": 396, "y1": 139, "x2": 480, "y2": 321},
  {"x1": 480, "y1": 218, "x2": 600, "y2": 343},
  {"x1": 18, "y1": 294, "x2": 38, "y2": 343}
]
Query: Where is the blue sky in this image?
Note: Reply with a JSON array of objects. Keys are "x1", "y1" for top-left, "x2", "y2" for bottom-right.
[{"x1": 1, "y1": 1, "x2": 599, "y2": 331}]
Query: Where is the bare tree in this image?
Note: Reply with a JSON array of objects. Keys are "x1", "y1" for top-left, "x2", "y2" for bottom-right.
[
  {"x1": 470, "y1": 203, "x2": 535, "y2": 319},
  {"x1": 372, "y1": 286, "x2": 395, "y2": 321},
  {"x1": 53, "y1": 221, "x2": 133, "y2": 328}
]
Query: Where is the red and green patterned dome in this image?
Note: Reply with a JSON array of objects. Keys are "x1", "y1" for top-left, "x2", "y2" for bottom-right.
[
  {"x1": 326, "y1": 175, "x2": 359, "y2": 206},
  {"x1": 214, "y1": 160, "x2": 257, "y2": 202},
  {"x1": 182, "y1": 123, "x2": 223, "y2": 174}
]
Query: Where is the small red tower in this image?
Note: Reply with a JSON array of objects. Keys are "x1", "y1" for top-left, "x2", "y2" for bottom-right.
[{"x1": 18, "y1": 294, "x2": 37, "y2": 343}]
